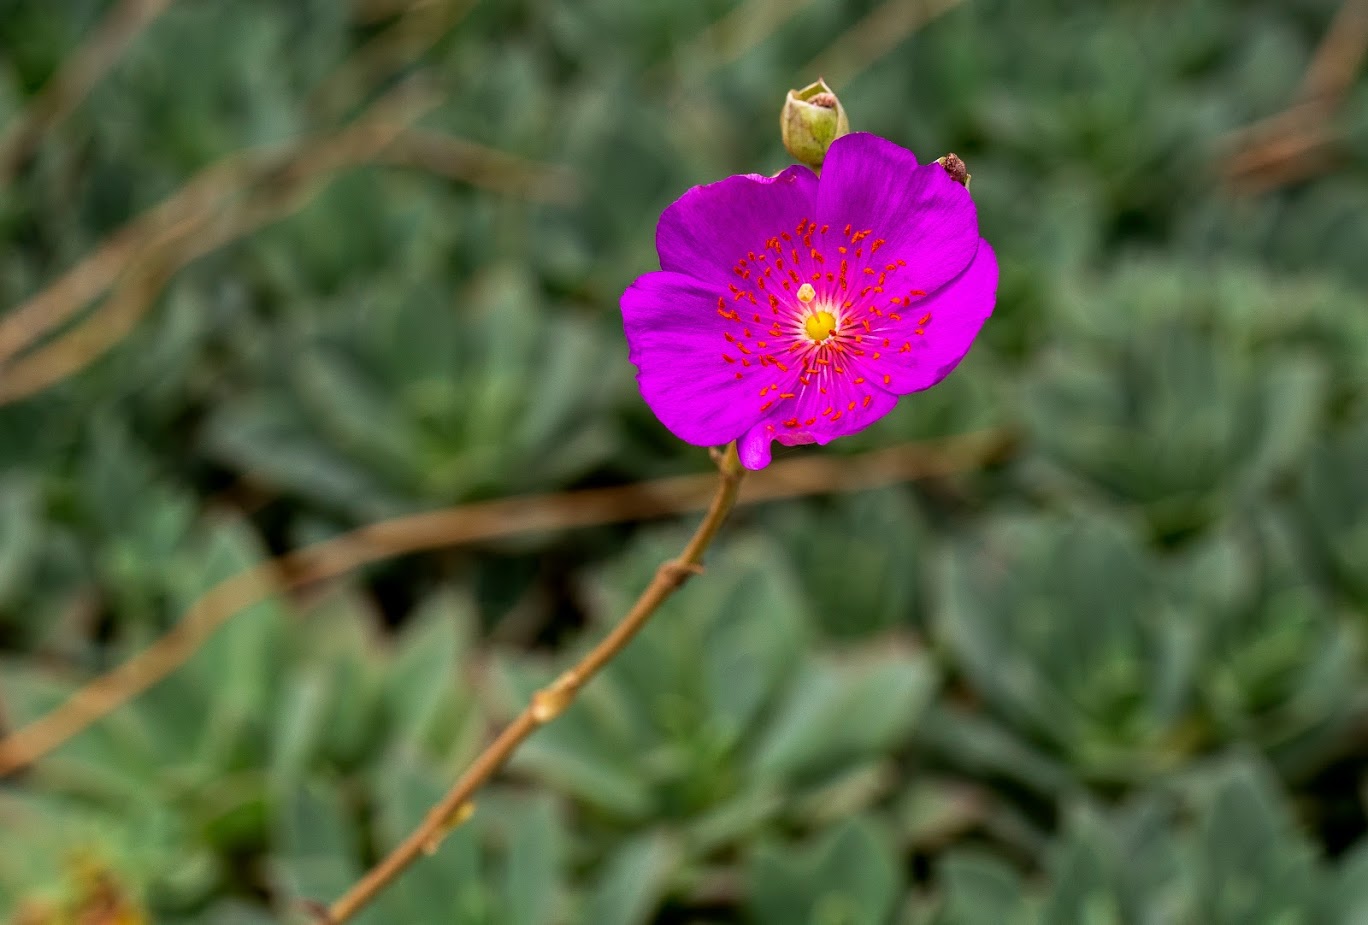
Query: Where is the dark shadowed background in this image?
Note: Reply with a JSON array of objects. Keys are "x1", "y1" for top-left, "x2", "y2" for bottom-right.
[{"x1": 2, "y1": 0, "x2": 1368, "y2": 922}]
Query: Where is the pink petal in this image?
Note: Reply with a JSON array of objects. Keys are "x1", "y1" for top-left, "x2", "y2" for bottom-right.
[
  {"x1": 816, "y1": 133, "x2": 979, "y2": 298},
  {"x1": 738, "y1": 424, "x2": 778, "y2": 469},
  {"x1": 738, "y1": 375, "x2": 898, "y2": 470},
  {"x1": 854, "y1": 241, "x2": 998, "y2": 394},
  {"x1": 621, "y1": 271, "x2": 770, "y2": 447},
  {"x1": 656, "y1": 165, "x2": 819, "y2": 288}
]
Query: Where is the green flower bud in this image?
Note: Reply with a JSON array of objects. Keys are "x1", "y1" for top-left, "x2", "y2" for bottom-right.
[{"x1": 781, "y1": 79, "x2": 850, "y2": 170}]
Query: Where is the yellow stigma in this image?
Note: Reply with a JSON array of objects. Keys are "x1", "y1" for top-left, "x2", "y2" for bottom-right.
[
  {"x1": 804, "y1": 310, "x2": 837, "y2": 342},
  {"x1": 796, "y1": 282, "x2": 816, "y2": 303}
]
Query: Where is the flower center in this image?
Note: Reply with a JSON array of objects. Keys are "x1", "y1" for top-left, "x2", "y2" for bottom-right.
[
  {"x1": 714, "y1": 215, "x2": 934, "y2": 430},
  {"x1": 803, "y1": 310, "x2": 837, "y2": 342}
]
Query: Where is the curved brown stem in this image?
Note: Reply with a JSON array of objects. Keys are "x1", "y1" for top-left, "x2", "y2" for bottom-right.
[
  {"x1": 324, "y1": 443, "x2": 747, "y2": 923},
  {"x1": 0, "y1": 429, "x2": 1010, "y2": 779}
]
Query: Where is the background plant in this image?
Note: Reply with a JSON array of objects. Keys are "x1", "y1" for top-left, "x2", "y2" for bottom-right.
[{"x1": 2, "y1": 0, "x2": 1368, "y2": 922}]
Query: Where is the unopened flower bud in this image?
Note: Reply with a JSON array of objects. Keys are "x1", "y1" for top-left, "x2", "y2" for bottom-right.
[
  {"x1": 781, "y1": 79, "x2": 850, "y2": 170},
  {"x1": 936, "y1": 153, "x2": 971, "y2": 189}
]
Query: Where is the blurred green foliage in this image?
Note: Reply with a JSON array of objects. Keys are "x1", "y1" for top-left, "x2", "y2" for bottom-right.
[{"x1": 2, "y1": 0, "x2": 1368, "y2": 921}]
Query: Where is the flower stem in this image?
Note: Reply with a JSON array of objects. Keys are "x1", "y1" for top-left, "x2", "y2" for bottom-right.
[{"x1": 324, "y1": 443, "x2": 747, "y2": 924}]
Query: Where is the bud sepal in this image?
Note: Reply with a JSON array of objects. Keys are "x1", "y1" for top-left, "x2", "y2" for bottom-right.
[{"x1": 781, "y1": 78, "x2": 850, "y2": 170}]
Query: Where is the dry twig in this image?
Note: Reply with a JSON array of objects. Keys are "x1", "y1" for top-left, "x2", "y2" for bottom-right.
[
  {"x1": 0, "y1": 0, "x2": 179, "y2": 182},
  {"x1": 379, "y1": 129, "x2": 583, "y2": 203},
  {"x1": 1300, "y1": 0, "x2": 1368, "y2": 103},
  {"x1": 1224, "y1": 0, "x2": 1368, "y2": 193},
  {"x1": 0, "y1": 428, "x2": 1012, "y2": 777},
  {"x1": 308, "y1": 0, "x2": 477, "y2": 121},
  {"x1": 325, "y1": 445, "x2": 748, "y2": 923},
  {"x1": 0, "y1": 153, "x2": 263, "y2": 367},
  {"x1": 0, "y1": 0, "x2": 576, "y2": 397},
  {"x1": 666, "y1": 0, "x2": 823, "y2": 79},
  {"x1": 0, "y1": 122, "x2": 576, "y2": 379},
  {"x1": 0, "y1": 84, "x2": 438, "y2": 403},
  {"x1": 802, "y1": 0, "x2": 967, "y2": 89}
]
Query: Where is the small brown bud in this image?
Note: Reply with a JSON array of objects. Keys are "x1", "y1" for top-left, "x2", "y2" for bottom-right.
[
  {"x1": 936, "y1": 153, "x2": 971, "y2": 189},
  {"x1": 421, "y1": 802, "x2": 477, "y2": 855},
  {"x1": 531, "y1": 673, "x2": 577, "y2": 723}
]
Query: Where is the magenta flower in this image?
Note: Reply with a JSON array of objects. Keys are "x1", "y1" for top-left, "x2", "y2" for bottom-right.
[{"x1": 620, "y1": 132, "x2": 997, "y2": 470}]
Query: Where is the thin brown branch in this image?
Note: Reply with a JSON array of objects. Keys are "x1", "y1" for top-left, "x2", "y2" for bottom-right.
[
  {"x1": 1300, "y1": 0, "x2": 1368, "y2": 104},
  {"x1": 665, "y1": 0, "x2": 823, "y2": 79},
  {"x1": 1222, "y1": 104, "x2": 1341, "y2": 195},
  {"x1": 379, "y1": 129, "x2": 582, "y2": 203},
  {"x1": 0, "y1": 84, "x2": 438, "y2": 402},
  {"x1": 0, "y1": 257, "x2": 175, "y2": 403},
  {"x1": 0, "y1": 428, "x2": 1012, "y2": 777},
  {"x1": 0, "y1": 0, "x2": 178, "y2": 182},
  {"x1": 353, "y1": 0, "x2": 431, "y2": 25},
  {"x1": 0, "y1": 2, "x2": 573, "y2": 379},
  {"x1": 1224, "y1": 0, "x2": 1368, "y2": 194},
  {"x1": 0, "y1": 152, "x2": 257, "y2": 367},
  {"x1": 0, "y1": 127, "x2": 578, "y2": 403},
  {"x1": 308, "y1": 0, "x2": 476, "y2": 121},
  {"x1": 0, "y1": 132, "x2": 578, "y2": 385},
  {"x1": 0, "y1": 81, "x2": 435, "y2": 372},
  {"x1": 802, "y1": 0, "x2": 966, "y2": 90},
  {"x1": 324, "y1": 445, "x2": 748, "y2": 923}
]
